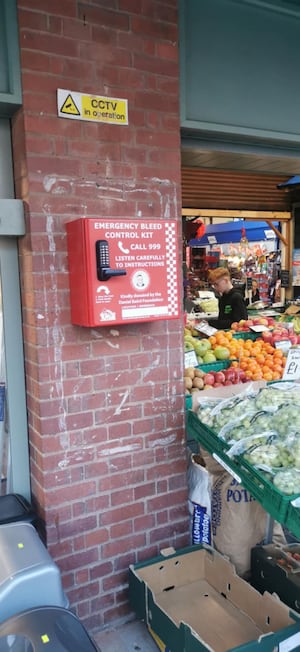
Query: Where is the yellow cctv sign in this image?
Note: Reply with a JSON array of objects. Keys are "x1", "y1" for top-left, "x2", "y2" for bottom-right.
[{"x1": 57, "y1": 88, "x2": 128, "y2": 125}]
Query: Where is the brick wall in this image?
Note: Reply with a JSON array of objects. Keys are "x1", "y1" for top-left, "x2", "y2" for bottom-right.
[{"x1": 12, "y1": 0, "x2": 188, "y2": 630}]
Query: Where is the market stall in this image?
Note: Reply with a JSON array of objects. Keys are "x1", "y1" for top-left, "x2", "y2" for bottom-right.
[
  {"x1": 183, "y1": 209, "x2": 292, "y2": 309},
  {"x1": 184, "y1": 308, "x2": 300, "y2": 601}
]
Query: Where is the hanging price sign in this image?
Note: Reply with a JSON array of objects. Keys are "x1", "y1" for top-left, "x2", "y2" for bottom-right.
[
  {"x1": 282, "y1": 347, "x2": 300, "y2": 381},
  {"x1": 184, "y1": 350, "x2": 198, "y2": 367},
  {"x1": 194, "y1": 321, "x2": 218, "y2": 336}
]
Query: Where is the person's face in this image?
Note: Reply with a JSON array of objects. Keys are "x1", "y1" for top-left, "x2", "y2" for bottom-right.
[
  {"x1": 212, "y1": 276, "x2": 228, "y2": 295},
  {"x1": 252, "y1": 281, "x2": 258, "y2": 291}
]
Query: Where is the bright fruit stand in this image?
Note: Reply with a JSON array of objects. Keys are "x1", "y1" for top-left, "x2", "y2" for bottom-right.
[{"x1": 184, "y1": 314, "x2": 300, "y2": 540}]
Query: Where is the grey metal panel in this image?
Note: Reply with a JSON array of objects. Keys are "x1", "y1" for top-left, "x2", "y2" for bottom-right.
[
  {"x1": 0, "y1": 200, "x2": 25, "y2": 236},
  {"x1": 0, "y1": 120, "x2": 14, "y2": 198},
  {"x1": 179, "y1": 0, "x2": 300, "y2": 144},
  {"x1": 0, "y1": 237, "x2": 30, "y2": 500},
  {"x1": 0, "y1": 0, "x2": 22, "y2": 116}
]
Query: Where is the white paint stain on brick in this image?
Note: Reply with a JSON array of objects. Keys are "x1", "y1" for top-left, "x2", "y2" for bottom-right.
[
  {"x1": 148, "y1": 434, "x2": 177, "y2": 447},
  {"x1": 42, "y1": 203, "x2": 68, "y2": 450},
  {"x1": 114, "y1": 390, "x2": 129, "y2": 415},
  {"x1": 99, "y1": 444, "x2": 141, "y2": 456}
]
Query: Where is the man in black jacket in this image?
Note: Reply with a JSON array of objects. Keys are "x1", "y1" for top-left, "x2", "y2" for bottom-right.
[{"x1": 207, "y1": 268, "x2": 248, "y2": 330}]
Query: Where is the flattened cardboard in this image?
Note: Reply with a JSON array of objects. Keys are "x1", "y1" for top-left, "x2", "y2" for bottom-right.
[
  {"x1": 129, "y1": 546, "x2": 299, "y2": 652},
  {"x1": 284, "y1": 305, "x2": 300, "y2": 315}
]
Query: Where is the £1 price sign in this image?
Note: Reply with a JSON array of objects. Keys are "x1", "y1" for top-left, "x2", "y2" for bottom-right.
[{"x1": 283, "y1": 347, "x2": 300, "y2": 381}]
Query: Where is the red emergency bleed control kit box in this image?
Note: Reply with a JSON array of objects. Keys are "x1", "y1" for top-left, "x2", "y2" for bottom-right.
[{"x1": 66, "y1": 218, "x2": 180, "y2": 327}]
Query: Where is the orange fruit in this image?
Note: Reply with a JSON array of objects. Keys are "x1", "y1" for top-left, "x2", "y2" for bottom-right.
[
  {"x1": 264, "y1": 358, "x2": 274, "y2": 369},
  {"x1": 255, "y1": 353, "x2": 265, "y2": 365},
  {"x1": 274, "y1": 348, "x2": 284, "y2": 357},
  {"x1": 263, "y1": 371, "x2": 273, "y2": 381},
  {"x1": 242, "y1": 349, "x2": 251, "y2": 357},
  {"x1": 262, "y1": 365, "x2": 271, "y2": 375},
  {"x1": 272, "y1": 371, "x2": 282, "y2": 380}
]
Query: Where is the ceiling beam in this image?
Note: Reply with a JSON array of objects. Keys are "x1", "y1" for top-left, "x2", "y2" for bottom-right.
[{"x1": 182, "y1": 209, "x2": 291, "y2": 221}]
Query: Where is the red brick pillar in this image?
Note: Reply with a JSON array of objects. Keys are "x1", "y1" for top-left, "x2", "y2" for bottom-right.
[{"x1": 12, "y1": 0, "x2": 188, "y2": 630}]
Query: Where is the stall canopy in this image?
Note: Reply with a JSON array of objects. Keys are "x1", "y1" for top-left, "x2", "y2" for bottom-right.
[{"x1": 189, "y1": 220, "x2": 279, "y2": 246}]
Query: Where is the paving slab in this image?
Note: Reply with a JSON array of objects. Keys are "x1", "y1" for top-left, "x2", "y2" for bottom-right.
[{"x1": 93, "y1": 620, "x2": 158, "y2": 652}]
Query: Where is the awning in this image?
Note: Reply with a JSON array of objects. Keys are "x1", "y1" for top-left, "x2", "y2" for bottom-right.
[
  {"x1": 189, "y1": 220, "x2": 279, "y2": 246},
  {"x1": 277, "y1": 175, "x2": 300, "y2": 189}
]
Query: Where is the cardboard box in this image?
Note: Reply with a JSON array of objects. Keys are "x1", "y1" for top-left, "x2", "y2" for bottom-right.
[
  {"x1": 129, "y1": 545, "x2": 300, "y2": 652},
  {"x1": 251, "y1": 544, "x2": 300, "y2": 614}
]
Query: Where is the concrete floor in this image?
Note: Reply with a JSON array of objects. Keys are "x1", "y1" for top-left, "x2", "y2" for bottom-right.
[{"x1": 93, "y1": 620, "x2": 158, "y2": 652}]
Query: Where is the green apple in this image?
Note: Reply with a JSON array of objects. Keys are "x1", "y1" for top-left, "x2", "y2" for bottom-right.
[
  {"x1": 203, "y1": 351, "x2": 217, "y2": 364},
  {"x1": 194, "y1": 339, "x2": 211, "y2": 357},
  {"x1": 214, "y1": 345, "x2": 230, "y2": 360}
]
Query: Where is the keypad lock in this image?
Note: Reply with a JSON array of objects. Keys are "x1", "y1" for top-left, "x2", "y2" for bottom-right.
[{"x1": 96, "y1": 240, "x2": 126, "y2": 281}]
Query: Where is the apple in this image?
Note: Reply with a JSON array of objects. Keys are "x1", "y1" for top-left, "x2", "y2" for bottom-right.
[
  {"x1": 289, "y1": 335, "x2": 298, "y2": 345},
  {"x1": 224, "y1": 369, "x2": 236, "y2": 383},
  {"x1": 214, "y1": 371, "x2": 226, "y2": 384},
  {"x1": 262, "y1": 331, "x2": 273, "y2": 343},
  {"x1": 273, "y1": 328, "x2": 288, "y2": 338},
  {"x1": 194, "y1": 340, "x2": 211, "y2": 357},
  {"x1": 214, "y1": 346, "x2": 230, "y2": 360},
  {"x1": 213, "y1": 382, "x2": 223, "y2": 388},
  {"x1": 224, "y1": 380, "x2": 232, "y2": 385},
  {"x1": 272, "y1": 334, "x2": 283, "y2": 341},
  {"x1": 231, "y1": 322, "x2": 239, "y2": 331},
  {"x1": 203, "y1": 351, "x2": 217, "y2": 364},
  {"x1": 203, "y1": 373, "x2": 215, "y2": 386}
]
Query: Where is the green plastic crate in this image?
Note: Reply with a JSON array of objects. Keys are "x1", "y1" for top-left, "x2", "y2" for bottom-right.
[
  {"x1": 196, "y1": 360, "x2": 232, "y2": 373},
  {"x1": 285, "y1": 500, "x2": 300, "y2": 541},
  {"x1": 232, "y1": 331, "x2": 262, "y2": 341},
  {"x1": 185, "y1": 395, "x2": 193, "y2": 411},
  {"x1": 187, "y1": 410, "x2": 230, "y2": 459},
  {"x1": 236, "y1": 456, "x2": 298, "y2": 523},
  {"x1": 186, "y1": 411, "x2": 294, "y2": 524}
]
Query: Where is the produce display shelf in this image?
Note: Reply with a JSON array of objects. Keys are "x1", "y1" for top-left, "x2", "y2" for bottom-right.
[
  {"x1": 185, "y1": 360, "x2": 234, "y2": 410},
  {"x1": 186, "y1": 410, "x2": 300, "y2": 525}
]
